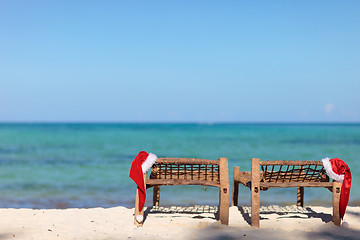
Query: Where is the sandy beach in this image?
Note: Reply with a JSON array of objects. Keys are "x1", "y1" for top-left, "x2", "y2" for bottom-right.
[{"x1": 1, "y1": 205, "x2": 359, "y2": 240}]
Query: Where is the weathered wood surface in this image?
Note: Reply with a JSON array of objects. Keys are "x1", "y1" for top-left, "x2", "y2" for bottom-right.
[
  {"x1": 153, "y1": 186, "x2": 160, "y2": 207},
  {"x1": 251, "y1": 158, "x2": 260, "y2": 228},
  {"x1": 332, "y1": 181, "x2": 341, "y2": 226},
  {"x1": 150, "y1": 168, "x2": 219, "y2": 181},
  {"x1": 234, "y1": 171, "x2": 328, "y2": 185},
  {"x1": 261, "y1": 182, "x2": 334, "y2": 188},
  {"x1": 146, "y1": 179, "x2": 220, "y2": 187},
  {"x1": 297, "y1": 187, "x2": 304, "y2": 207},
  {"x1": 232, "y1": 166, "x2": 240, "y2": 206},
  {"x1": 260, "y1": 160, "x2": 323, "y2": 166},
  {"x1": 156, "y1": 158, "x2": 219, "y2": 165},
  {"x1": 219, "y1": 157, "x2": 230, "y2": 225},
  {"x1": 150, "y1": 160, "x2": 220, "y2": 182},
  {"x1": 262, "y1": 173, "x2": 328, "y2": 183}
]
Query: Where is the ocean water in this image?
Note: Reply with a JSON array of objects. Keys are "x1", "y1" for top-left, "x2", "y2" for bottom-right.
[{"x1": 0, "y1": 123, "x2": 359, "y2": 209}]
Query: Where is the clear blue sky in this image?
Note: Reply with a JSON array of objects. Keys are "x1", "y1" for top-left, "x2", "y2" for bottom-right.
[{"x1": 0, "y1": 0, "x2": 359, "y2": 123}]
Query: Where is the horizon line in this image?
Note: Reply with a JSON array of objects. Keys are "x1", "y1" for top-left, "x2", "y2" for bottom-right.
[{"x1": 0, "y1": 121, "x2": 359, "y2": 125}]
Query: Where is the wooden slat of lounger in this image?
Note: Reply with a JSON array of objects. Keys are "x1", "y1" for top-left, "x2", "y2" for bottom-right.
[
  {"x1": 150, "y1": 168, "x2": 219, "y2": 180},
  {"x1": 233, "y1": 171, "x2": 269, "y2": 190},
  {"x1": 236, "y1": 172, "x2": 251, "y2": 187},
  {"x1": 157, "y1": 158, "x2": 219, "y2": 165},
  {"x1": 297, "y1": 166, "x2": 304, "y2": 181},
  {"x1": 302, "y1": 165, "x2": 312, "y2": 182},
  {"x1": 204, "y1": 165, "x2": 208, "y2": 181},
  {"x1": 177, "y1": 163, "x2": 180, "y2": 179},
  {"x1": 260, "y1": 160, "x2": 323, "y2": 166},
  {"x1": 275, "y1": 165, "x2": 282, "y2": 182},
  {"x1": 146, "y1": 178, "x2": 220, "y2": 187},
  {"x1": 165, "y1": 164, "x2": 168, "y2": 179},
  {"x1": 284, "y1": 165, "x2": 290, "y2": 182},
  {"x1": 261, "y1": 182, "x2": 334, "y2": 188},
  {"x1": 236, "y1": 171, "x2": 326, "y2": 184}
]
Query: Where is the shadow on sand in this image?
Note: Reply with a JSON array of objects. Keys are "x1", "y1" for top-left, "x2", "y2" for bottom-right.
[
  {"x1": 143, "y1": 205, "x2": 218, "y2": 223},
  {"x1": 141, "y1": 205, "x2": 360, "y2": 240},
  {"x1": 238, "y1": 205, "x2": 333, "y2": 226}
]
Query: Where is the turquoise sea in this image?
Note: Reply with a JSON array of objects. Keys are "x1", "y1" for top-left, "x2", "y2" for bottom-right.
[{"x1": 0, "y1": 123, "x2": 359, "y2": 209}]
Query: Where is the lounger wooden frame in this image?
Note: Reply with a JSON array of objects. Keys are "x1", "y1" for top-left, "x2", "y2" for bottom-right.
[
  {"x1": 134, "y1": 157, "x2": 230, "y2": 226},
  {"x1": 232, "y1": 158, "x2": 342, "y2": 228}
]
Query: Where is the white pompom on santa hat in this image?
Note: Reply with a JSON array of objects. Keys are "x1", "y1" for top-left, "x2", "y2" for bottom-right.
[
  {"x1": 322, "y1": 157, "x2": 352, "y2": 224},
  {"x1": 129, "y1": 151, "x2": 157, "y2": 223}
]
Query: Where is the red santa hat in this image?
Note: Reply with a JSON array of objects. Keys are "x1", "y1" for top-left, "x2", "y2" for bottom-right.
[
  {"x1": 322, "y1": 157, "x2": 352, "y2": 220},
  {"x1": 129, "y1": 151, "x2": 157, "y2": 222}
]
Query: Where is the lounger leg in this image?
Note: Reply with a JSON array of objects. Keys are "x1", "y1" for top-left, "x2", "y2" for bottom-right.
[
  {"x1": 219, "y1": 157, "x2": 230, "y2": 225},
  {"x1": 153, "y1": 186, "x2": 160, "y2": 206},
  {"x1": 232, "y1": 166, "x2": 240, "y2": 206},
  {"x1": 332, "y1": 181, "x2": 341, "y2": 226},
  {"x1": 251, "y1": 158, "x2": 260, "y2": 228},
  {"x1": 134, "y1": 173, "x2": 147, "y2": 226},
  {"x1": 297, "y1": 187, "x2": 304, "y2": 207}
]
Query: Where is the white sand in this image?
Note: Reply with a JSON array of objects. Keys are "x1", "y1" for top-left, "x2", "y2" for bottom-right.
[{"x1": 1, "y1": 205, "x2": 359, "y2": 240}]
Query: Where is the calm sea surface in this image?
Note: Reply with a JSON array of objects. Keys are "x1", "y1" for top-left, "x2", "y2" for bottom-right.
[{"x1": 0, "y1": 123, "x2": 359, "y2": 209}]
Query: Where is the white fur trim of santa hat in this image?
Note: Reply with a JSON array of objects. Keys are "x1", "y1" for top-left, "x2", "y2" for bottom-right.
[
  {"x1": 322, "y1": 157, "x2": 345, "y2": 182},
  {"x1": 141, "y1": 153, "x2": 157, "y2": 173},
  {"x1": 136, "y1": 214, "x2": 144, "y2": 223}
]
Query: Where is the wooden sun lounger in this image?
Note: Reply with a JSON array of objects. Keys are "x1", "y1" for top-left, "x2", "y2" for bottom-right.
[
  {"x1": 134, "y1": 157, "x2": 230, "y2": 226},
  {"x1": 232, "y1": 158, "x2": 342, "y2": 227}
]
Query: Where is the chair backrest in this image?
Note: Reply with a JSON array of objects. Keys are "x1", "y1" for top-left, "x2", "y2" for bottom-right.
[
  {"x1": 148, "y1": 157, "x2": 228, "y2": 187},
  {"x1": 259, "y1": 160, "x2": 329, "y2": 183}
]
